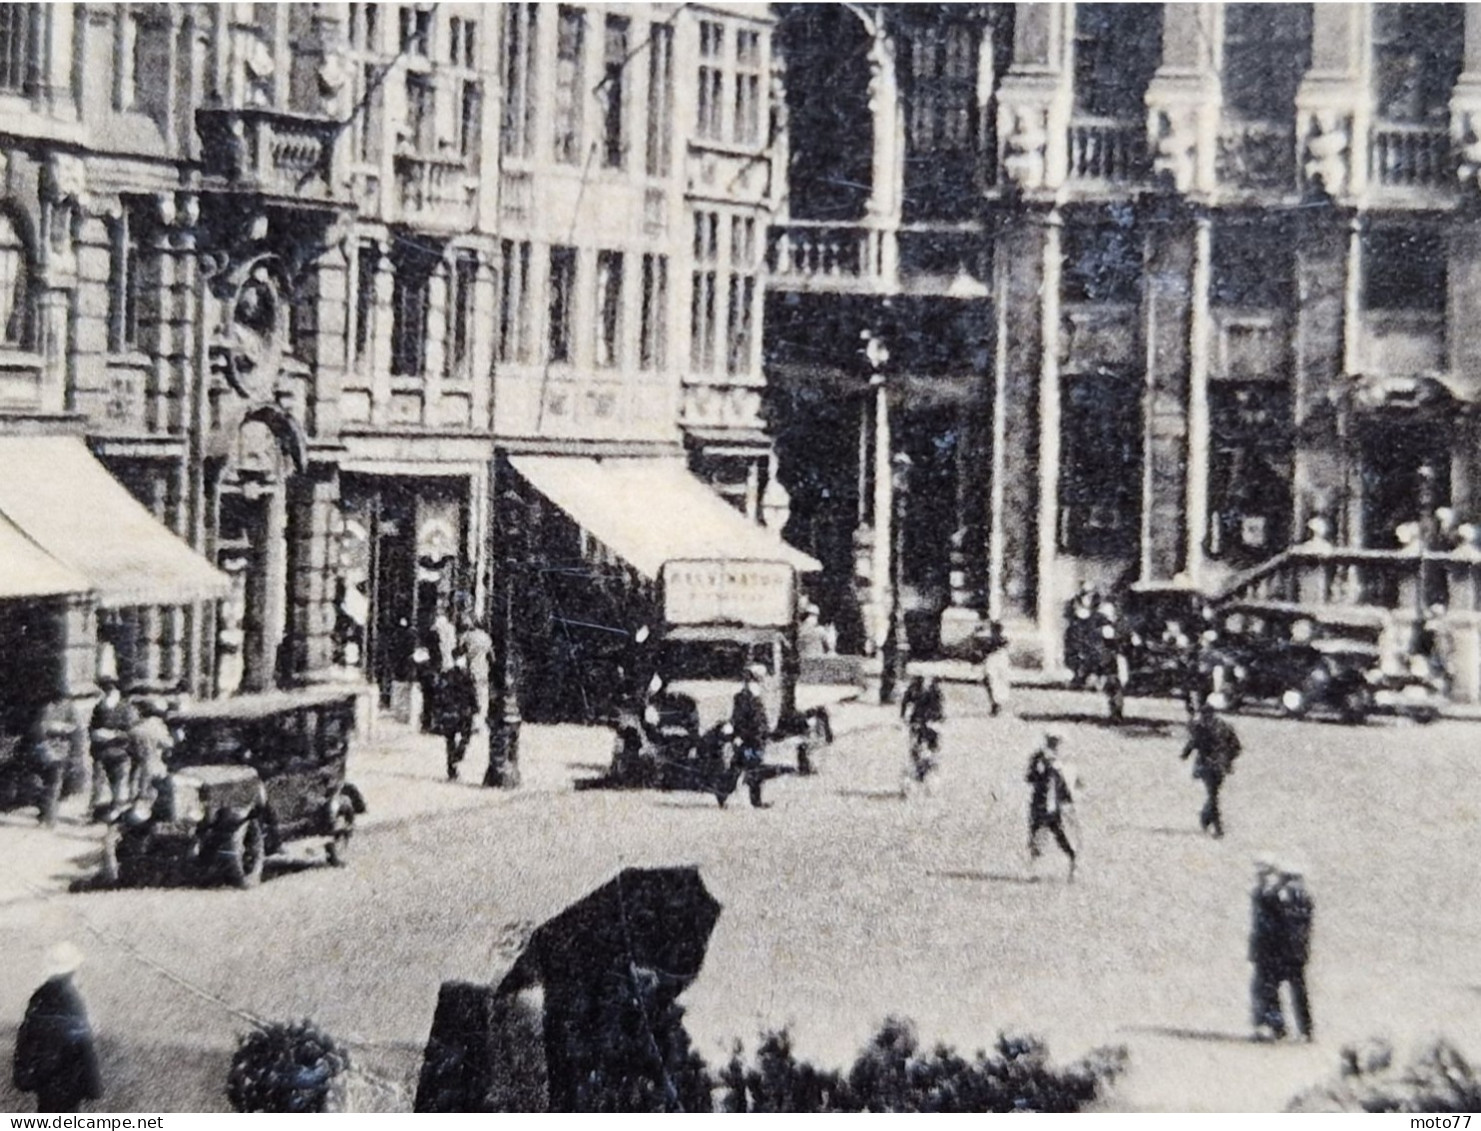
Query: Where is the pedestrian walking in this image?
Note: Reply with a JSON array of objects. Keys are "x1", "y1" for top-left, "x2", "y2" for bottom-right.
[
  {"x1": 126, "y1": 697, "x2": 174, "y2": 807},
  {"x1": 88, "y1": 676, "x2": 138, "y2": 820},
  {"x1": 457, "y1": 619, "x2": 494, "y2": 730},
  {"x1": 431, "y1": 610, "x2": 458, "y2": 673},
  {"x1": 975, "y1": 618, "x2": 1011, "y2": 716},
  {"x1": 1249, "y1": 854, "x2": 1315, "y2": 1041},
  {"x1": 1025, "y1": 734, "x2": 1078, "y2": 880},
  {"x1": 13, "y1": 942, "x2": 102, "y2": 1113},
  {"x1": 1181, "y1": 701, "x2": 1241, "y2": 838},
  {"x1": 727, "y1": 665, "x2": 772, "y2": 808},
  {"x1": 436, "y1": 655, "x2": 478, "y2": 781},
  {"x1": 27, "y1": 698, "x2": 81, "y2": 828},
  {"x1": 1096, "y1": 603, "x2": 1131, "y2": 722},
  {"x1": 901, "y1": 675, "x2": 944, "y2": 787}
]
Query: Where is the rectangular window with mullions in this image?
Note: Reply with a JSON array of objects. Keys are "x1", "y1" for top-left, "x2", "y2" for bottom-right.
[
  {"x1": 497, "y1": 239, "x2": 532, "y2": 363},
  {"x1": 447, "y1": 253, "x2": 478, "y2": 379},
  {"x1": 500, "y1": 4, "x2": 538, "y2": 159},
  {"x1": 553, "y1": 7, "x2": 585, "y2": 164},
  {"x1": 548, "y1": 246, "x2": 577, "y2": 363},
  {"x1": 0, "y1": 3, "x2": 38, "y2": 95},
  {"x1": 107, "y1": 206, "x2": 147, "y2": 354},
  {"x1": 600, "y1": 15, "x2": 629, "y2": 168},
  {"x1": 697, "y1": 20, "x2": 725, "y2": 140},
  {"x1": 354, "y1": 241, "x2": 377, "y2": 365},
  {"x1": 733, "y1": 29, "x2": 762, "y2": 145},
  {"x1": 639, "y1": 253, "x2": 668, "y2": 371},
  {"x1": 390, "y1": 250, "x2": 433, "y2": 377},
  {"x1": 595, "y1": 250, "x2": 622, "y2": 368},
  {"x1": 645, "y1": 23, "x2": 674, "y2": 176}
]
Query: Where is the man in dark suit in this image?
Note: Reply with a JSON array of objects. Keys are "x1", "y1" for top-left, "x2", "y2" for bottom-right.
[
  {"x1": 1181, "y1": 702, "x2": 1241, "y2": 838},
  {"x1": 1250, "y1": 855, "x2": 1315, "y2": 1042},
  {"x1": 729, "y1": 666, "x2": 772, "y2": 808},
  {"x1": 13, "y1": 943, "x2": 102, "y2": 1113}
]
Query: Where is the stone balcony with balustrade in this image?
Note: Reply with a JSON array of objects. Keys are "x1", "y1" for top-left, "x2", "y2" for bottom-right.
[
  {"x1": 1066, "y1": 116, "x2": 1150, "y2": 185},
  {"x1": 1369, "y1": 122, "x2": 1453, "y2": 197},
  {"x1": 392, "y1": 151, "x2": 479, "y2": 233},
  {"x1": 196, "y1": 107, "x2": 346, "y2": 203},
  {"x1": 766, "y1": 221, "x2": 895, "y2": 295}
]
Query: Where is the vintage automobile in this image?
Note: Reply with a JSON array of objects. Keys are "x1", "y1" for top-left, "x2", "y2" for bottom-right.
[
  {"x1": 1203, "y1": 602, "x2": 1381, "y2": 723},
  {"x1": 106, "y1": 686, "x2": 365, "y2": 888},
  {"x1": 598, "y1": 625, "x2": 831, "y2": 799}
]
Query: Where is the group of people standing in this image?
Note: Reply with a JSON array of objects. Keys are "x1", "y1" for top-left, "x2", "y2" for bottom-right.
[{"x1": 14, "y1": 676, "x2": 177, "y2": 829}]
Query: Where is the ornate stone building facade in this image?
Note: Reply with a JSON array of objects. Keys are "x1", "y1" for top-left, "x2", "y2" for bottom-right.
[
  {"x1": 0, "y1": 2, "x2": 788, "y2": 716},
  {"x1": 767, "y1": 3, "x2": 1481, "y2": 681}
]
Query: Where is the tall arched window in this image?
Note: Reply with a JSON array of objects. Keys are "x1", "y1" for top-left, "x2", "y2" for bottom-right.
[{"x1": 0, "y1": 213, "x2": 32, "y2": 349}]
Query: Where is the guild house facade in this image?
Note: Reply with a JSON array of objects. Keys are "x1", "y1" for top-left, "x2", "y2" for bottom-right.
[{"x1": 766, "y1": 3, "x2": 1481, "y2": 699}]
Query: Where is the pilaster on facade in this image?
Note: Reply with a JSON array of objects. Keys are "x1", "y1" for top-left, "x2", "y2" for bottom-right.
[
  {"x1": 1295, "y1": 3, "x2": 1371, "y2": 203},
  {"x1": 995, "y1": 4, "x2": 1073, "y2": 196},
  {"x1": 1145, "y1": 4, "x2": 1221, "y2": 199},
  {"x1": 1450, "y1": 4, "x2": 1481, "y2": 191}
]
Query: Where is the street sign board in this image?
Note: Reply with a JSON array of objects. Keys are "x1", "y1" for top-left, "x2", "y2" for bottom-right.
[{"x1": 662, "y1": 559, "x2": 796, "y2": 628}]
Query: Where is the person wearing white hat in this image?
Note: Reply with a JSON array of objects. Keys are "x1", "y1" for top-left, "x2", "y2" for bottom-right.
[{"x1": 14, "y1": 943, "x2": 102, "y2": 1112}]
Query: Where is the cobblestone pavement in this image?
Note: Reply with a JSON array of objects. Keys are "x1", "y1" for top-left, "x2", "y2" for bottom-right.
[{"x1": 1, "y1": 684, "x2": 1477, "y2": 1112}]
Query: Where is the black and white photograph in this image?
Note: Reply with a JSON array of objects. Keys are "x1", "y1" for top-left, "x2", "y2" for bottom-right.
[{"x1": 1, "y1": 0, "x2": 1480, "y2": 1115}]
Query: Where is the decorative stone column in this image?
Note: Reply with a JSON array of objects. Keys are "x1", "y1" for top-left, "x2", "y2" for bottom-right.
[
  {"x1": 1145, "y1": 3, "x2": 1221, "y2": 197},
  {"x1": 989, "y1": 211, "x2": 1050, "y2": 627},
  {"x1": 288, "y1": 469, "x2": 341, "y2": 677},
  {"x1": 1291, "y1": 205, "x2": 1350, "y2": 545},
  {"x1": 1296, "y1": 3, "x2": 1370, "y2": 202},
  {"x1": 370, "y1": 243, "x2": 394, "y2": 423},
  {"x1": 1140, "y1": 200, "x2": 1195, "y2": 582},
  {"x1": 1185, "y1": 212, "x2": 1213, "y2": 584},
  {"x1": 864, "y1": 10, "x2": 902, "y2": 280}
]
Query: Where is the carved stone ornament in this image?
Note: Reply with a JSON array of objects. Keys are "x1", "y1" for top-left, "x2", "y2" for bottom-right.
[
  {"x1": 211, "y1": 257, "x2": 288, "y2": 403},
  {"x1": 1456, "y1": 109, "x2": 1481, "y2": 189},
  {"x1": 1152, "y1": 107, "x2": 1198, "y2": 194},
  {"x1": 1002, "y1": 106, "x2": 1050, "y2": 190},
  {"x1": 1302, "y1": 111, "x2": 1351, "y2": 197},
  {"x1": 42, "y1": 152, "x2": 87, "y2": 205}
]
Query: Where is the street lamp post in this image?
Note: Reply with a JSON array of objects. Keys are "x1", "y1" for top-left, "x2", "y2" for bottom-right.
[
  {"x1": 880, "y1": 451, "x2": 912, "y2": 704},
  {"x1": 483, "y1": 568, "x2": 522, "y2": 788},
  {"x1": 484, "y1": 487, "x2": 523, "y2": 789}
]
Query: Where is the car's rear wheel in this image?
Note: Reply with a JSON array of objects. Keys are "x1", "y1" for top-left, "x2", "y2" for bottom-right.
[{"x1": 223, "y1": 817, "x2": 265, "y2": 889}]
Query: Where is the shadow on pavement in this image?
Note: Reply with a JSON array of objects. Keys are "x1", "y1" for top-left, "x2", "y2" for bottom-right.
[
  {"x1": 1122, "y1": 1024, "x2": 1256, "y2": 1045},
  {"x1": 1016, "y1": 710, "x2": 1177, "y2": 737},
  {"x1": 929, "y1": 870, "x2": 1041, "y2": 886}
]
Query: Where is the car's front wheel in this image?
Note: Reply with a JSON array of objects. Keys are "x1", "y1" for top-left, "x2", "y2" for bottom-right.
[
  {"x1": 326, "y1": 801, "x2": 355, "y2": 867},
  {"x1": 222, "y1": 817, "x2": 265, "y2": 889}
]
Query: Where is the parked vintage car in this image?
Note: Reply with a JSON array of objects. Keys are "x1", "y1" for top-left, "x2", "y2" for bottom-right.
[
  {"x1": 106, "y1": 687, "x2": 365, "y2": 888},
  {"x1": 1203, "y1": 601, "x2": 1382, "y2": 723}
]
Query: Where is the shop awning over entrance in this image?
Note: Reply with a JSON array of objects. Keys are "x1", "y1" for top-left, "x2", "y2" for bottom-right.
[
  {"x1": 0, "y1": 511, "x2": 90, "y2": 600},
  {"x1": 508, "y1": 456, "x2": 822, "y2": 578},
  {"x1": 0, "y1": 437, "x2": 229, "y2": 607}
]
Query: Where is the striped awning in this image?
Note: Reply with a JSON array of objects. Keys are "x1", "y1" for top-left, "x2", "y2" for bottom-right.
[{"x1": 0, "y1": 436, "x2": 229, "y2": 607}]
